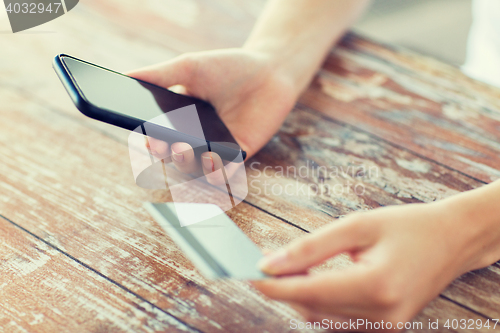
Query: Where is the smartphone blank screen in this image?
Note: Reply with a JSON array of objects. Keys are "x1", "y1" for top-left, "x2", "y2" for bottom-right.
[{"x1": 61, "y1": 56, "x2": 237, "y2": 144}]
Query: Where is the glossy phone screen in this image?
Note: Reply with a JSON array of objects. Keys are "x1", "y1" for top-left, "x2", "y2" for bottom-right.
[{"x1": 61, "y1": 56, "x2": 238, "y2": 145}]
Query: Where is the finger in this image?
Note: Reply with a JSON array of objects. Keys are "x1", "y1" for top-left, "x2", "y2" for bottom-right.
[
  {"x1": 146, "y1": 137, "x2": 171, "y2": 161},
  {"x1": 171, "y1": 142, "x2": 200, "y2": 174},
  {"x1": 200, "y1": 151, "x2": 227, "y2": 186},
  {"x1": 126, "y1": 55, "x2": 193, "y2": 89},
  {"x1": 252, "y1": 268, "x2": 371, "y2": 314},
  {"x1": 257, "y1": 214, "x2": 376, "y2": 275}
]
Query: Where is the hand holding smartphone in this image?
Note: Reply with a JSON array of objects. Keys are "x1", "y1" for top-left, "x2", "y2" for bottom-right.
[{"x1": 52, "y1": 54, "x2": 246, "y2": 163}]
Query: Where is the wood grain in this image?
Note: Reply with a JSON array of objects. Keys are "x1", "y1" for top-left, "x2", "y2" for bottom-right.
[
  {"x1": 0, "y1": 0, "x2": 486, "y2": 229},
  {"x1": 0, "y1": 86, "x2": 491, "y2": 331},
  {"x1": 301, "y1": 33, "x2": 500, "y2": 183},
  {"x1": 0, "y1": 89, "x2": 312, "y2": 332},
  {"x1": 0, "y1": 217, "x2": 195, "y2": 333},
  {"x1": 410, "y1": 298, "x2": 494, "y2": 333},
  {"x1": 245, "y1": 104, "x2": 481, "y2": 229},
  {"x1": 1, "y1": 0, "x2": 500, "y2": 331}
]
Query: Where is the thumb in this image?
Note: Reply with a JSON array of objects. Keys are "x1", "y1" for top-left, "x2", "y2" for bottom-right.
[
  {"x1": 126, "y1": 55, "x2": 193, "y2": 89},
  {"x1": 257, "y1": 214, "x2": 375, "y2": 276}
]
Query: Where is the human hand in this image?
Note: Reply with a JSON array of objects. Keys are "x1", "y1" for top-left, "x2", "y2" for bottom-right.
[
  {"x1": 252, "y1": 200, "x2": 497, "y2": 331},
  {"x1": 128, "y1": 48, "x2": 298, "y2": 184}
]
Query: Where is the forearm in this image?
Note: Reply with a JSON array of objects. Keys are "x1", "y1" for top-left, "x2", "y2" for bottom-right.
[
  {"x1": 440, "y1": 179, "x2": 500, "y2": 273},
  {"x1": 243, "y1": 0, "x2": 370, "y2": 95}
]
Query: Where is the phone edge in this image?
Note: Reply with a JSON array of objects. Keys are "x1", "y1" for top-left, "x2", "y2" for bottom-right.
[{"x1": 52, "y1": 54, "x2": 247, "y2": 161}]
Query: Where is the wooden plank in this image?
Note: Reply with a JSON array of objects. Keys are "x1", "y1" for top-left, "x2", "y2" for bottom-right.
[
  {"x1": 0, "y1": 1, "x2": 491, "y2": 229},
  {"x1": 0, "y1": 32, "x2": 486, "y2": 231},
  {"x1": 4, "y1": 1, "x2": 500, "y2": 187},
  {"x1": 2, "y1": 0, "x2": 500, "y2": 327},
  {"x1": 245, "y1": 104, "x2": 481, "y2": 229},
  {"x1": 0, "y1": 87, "x2": 493, "y2": 330},
  {"x1": 443, "y1": 264, "x2": 500, "y2": 320},
  {"x1": 410, "y1": 298, "x2": 494, "y2": 333},
  {"x1": 0, "y1": 0, "x2": 262, "y2": 150},
  {"x1": 0, "y1": 0, "x2": 265, "y2": 110},
  {"x1": 0, "y1": 89, "x2": 312, "y2": 332},
  {"x1": 0, "y1": 1, "x2": 181, "y2": 144},
  {"x1": 2, "y1": 2, "x2": 497, "y2": 317},
  {"x1": 0, "y1": 217, "x2": 195, "y2": 333},
  {"x1": 300, "y1": 33, "x2": 500, "y2": 183},
  {"x1": 50, "y1": 0, "x2": 500, "y2": 187},
  {"x1": 234, "y1": 105, "x2": 500, "y2": 320}
]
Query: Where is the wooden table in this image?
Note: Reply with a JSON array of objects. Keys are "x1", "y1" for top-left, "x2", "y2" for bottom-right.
[{"x1": 1, "y1": 1, "x2": 500, "y2": 332}]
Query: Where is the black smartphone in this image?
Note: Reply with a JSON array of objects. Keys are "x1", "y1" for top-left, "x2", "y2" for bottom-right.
[{"x1": 52, "y1": 54, "x2": 245, "y2": 161}]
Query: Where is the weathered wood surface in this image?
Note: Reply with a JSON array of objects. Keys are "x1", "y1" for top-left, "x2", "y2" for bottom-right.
[
  {"x1": 1, "y1": 0, "x2": 500, "y2": 332},
  {"x1": 0, "y1": 93, "x2": 494, "y2": 333},
  {"x1": 301, "y1": 34, "x2": 500, "y2": 184},
  {"x1": 0, "y1": 217, "x2": 196, "y2": 333},
  {"x1": 0, "y1": 90, "x2": 311, "y2": 332},
  {"x1": 2, "y1": 84, "x2": 485, "y2": 332}
]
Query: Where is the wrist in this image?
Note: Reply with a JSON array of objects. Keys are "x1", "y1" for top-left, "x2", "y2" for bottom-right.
[
  {"x1": 437, "y1": 183, "x2": 500, "y2": 274},
  {"x1": 242, "y1": 39, "x2": 324, "y2": 97}
]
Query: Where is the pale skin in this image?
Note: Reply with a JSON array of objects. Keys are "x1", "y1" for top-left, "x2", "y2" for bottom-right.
[{"x1": 129, "y1": 0, "x2": 500, "y2": 330}]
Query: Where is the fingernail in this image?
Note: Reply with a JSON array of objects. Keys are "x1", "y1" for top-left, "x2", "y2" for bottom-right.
[
  {"x1": 257, "y1": 249, "x2": 288, "y2": 274},
  {"x1": 171, "y1": 146, "x2": 185, "y2": 163},
  {"x1": 172, "y1": 153, "x2": 184, "y2": 162},
  {"x1": 202, "y1": 155, "x2": 214, "y2": 171}
]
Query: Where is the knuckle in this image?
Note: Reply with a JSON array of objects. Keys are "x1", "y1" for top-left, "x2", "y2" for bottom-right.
[
  {"x1": 178, "y1": 53, "x2": 198, "y2": 73},
  {"x1": 343, "y1": 212, "x2": 368, "y2": 229},
  {"x1": 345, "y1": 214, "x2": 366, "y2": 232},
  {"x1": 343, "y1": 211, "x2": 380, "y2": 242}
]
